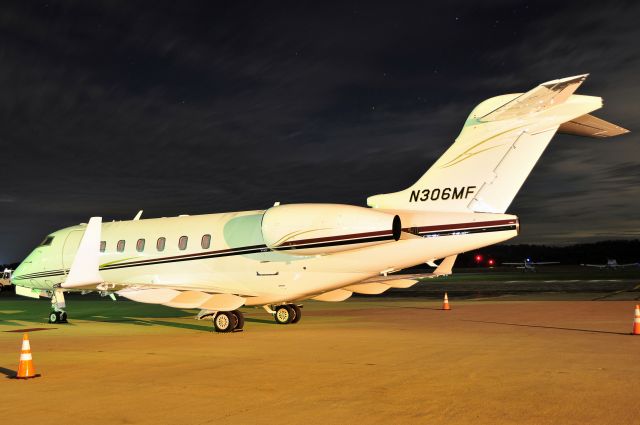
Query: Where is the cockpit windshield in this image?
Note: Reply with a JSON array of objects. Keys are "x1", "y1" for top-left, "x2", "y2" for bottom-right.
[{"x1": 39, "y1": 236, "x2": 55, "y2": 246}]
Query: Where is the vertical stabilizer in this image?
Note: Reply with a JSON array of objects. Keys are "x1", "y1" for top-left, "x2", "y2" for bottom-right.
[{"x1": 367, "y1": 75, "x2": 624, "y2": 213}]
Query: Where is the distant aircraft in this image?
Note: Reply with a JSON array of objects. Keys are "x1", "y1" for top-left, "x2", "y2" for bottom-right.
[
  {"x1": 10, "y1": 74, "x2": 629, "y2": 332},
  {"x1": 0, "y1": 268, "x2": 12, "y2": 291},
  {"x1": 503, "y1": 258, "x2": 559, "y2": 272},
  {"x1": 581, "y1": 259, "x2": 638, "y2": 270}
]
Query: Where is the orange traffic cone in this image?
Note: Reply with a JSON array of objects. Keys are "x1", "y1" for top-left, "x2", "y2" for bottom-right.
[
  {"x1": 632, "y1": 305, "x2": 640, "y2": 335},
  {"x1": 15, "y1": 333, "x2": 39, "y2": 379},
  {"x1": 442, "y1": 293, "x2": 451, "y2": 311}
]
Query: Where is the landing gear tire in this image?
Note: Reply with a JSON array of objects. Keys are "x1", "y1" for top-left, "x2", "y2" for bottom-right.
[
  {"x1": 291, "y1": 305, "x2": 302, "y2": 324},
  {"x1": 49, "y1": 311, "x2": 68, "y2": 324},
  {"x1": 230, "y1": 310, "x2": 245, "y2": 331},
  {"x1": 213, "y1": 312, "x2": 236, "y2": 333},
  {"x1": 274, "y1": 305, "x2": 294, "y2": 324}
]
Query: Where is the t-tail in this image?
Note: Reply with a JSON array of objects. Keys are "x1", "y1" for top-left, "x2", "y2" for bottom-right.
[{"x1": 367, "y1": 74, "x2": 629, "y2": 213}]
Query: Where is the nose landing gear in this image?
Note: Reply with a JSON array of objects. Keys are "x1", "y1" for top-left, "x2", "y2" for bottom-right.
[
  {"x1": 49, "y1": 288, "x2": 68, "y2": 324},
  {"x1": 49, "y1": 310, "x2": 68, "y2": 324}
]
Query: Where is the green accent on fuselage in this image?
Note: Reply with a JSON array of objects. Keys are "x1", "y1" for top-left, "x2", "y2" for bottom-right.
[
  {"x1": 222, "y1": 213, "x2": 304, "y2": 262},
  {"x1": 463, "y1": 116, "x2": 484, "y2": 127},
  {"x1": 223, "y1": 214, "x2": 266, "y2": 248}
]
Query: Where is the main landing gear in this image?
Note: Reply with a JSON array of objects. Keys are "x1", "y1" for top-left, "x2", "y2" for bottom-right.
[
  {"x1": 273, "y1": 304, "x2": 302, "y2": 325},
  {"x1": 212, "y1": 310, "x2": 245, "y2": 333}
]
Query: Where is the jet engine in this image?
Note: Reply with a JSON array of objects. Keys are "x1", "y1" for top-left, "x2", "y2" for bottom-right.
[{"x1": 261, "y1": 204, "x2": 401, "y2": 255}]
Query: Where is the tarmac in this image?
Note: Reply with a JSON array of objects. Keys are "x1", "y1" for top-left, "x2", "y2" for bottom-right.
[{"x1": 2, "y1": 287, "x2": 640, "y2": 424}]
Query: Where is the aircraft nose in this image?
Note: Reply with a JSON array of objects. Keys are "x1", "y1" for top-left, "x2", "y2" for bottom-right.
[{"x1": 11, "y1": 259, "x2": 34, "y2": 284}]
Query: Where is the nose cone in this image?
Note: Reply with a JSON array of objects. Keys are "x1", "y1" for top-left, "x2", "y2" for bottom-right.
[
  {"x1": 11, "y1": 249, "x2": 43, "y2": 285},
  {"x1": 11, "y1": 261, "x2": 30, "y2": 284}
]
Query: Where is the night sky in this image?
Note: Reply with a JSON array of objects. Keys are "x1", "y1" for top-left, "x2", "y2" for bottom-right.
[{"x1": 1, "y1": 1, "x2": 639, "y2": 263}]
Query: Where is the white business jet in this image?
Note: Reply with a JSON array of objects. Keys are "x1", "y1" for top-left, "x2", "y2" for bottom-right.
[{"x1": 11, "y1": 75, "x2": 629, "y2": 332}]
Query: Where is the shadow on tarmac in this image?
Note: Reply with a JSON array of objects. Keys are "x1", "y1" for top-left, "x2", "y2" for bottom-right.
[
  {"x1": 462, "y1": 319, "x2": 629, "y2": 335},
  {"x1": 0, "y1": 366, "x2": 17, "y2": 378}
]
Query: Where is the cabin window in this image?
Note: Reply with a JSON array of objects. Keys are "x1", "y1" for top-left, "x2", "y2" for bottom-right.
[
  {"x1": 117, "y1": 240, "x2": 126, "y2": 252},
  {"x1": 39, "y1": 236, "x2": 54, "y2": 246},
  {"x1": 157, "y1": 237, "x2": 166, "y2": 252},
  {"x1": 136, "y1": 238, "x2": 145, "y2": 252},
  {"x1": 201, "y1": 234, "x2": 211, "y2": 249},
  {"x1": 100, "y1": 241, "x2": 106, "y2": 252},
  {"x1": 178, "y1": 236, "x2": 188, "y2": 250}
]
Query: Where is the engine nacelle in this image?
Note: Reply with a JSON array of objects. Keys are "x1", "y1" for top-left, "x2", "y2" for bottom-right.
[{"x1": 261, "y1": 204, "x2": 401, "y2": 255}]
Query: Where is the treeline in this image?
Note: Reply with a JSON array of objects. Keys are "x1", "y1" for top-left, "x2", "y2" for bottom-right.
[{"x1": 456, "y1": 239, "x2": 640, "y2": 267}]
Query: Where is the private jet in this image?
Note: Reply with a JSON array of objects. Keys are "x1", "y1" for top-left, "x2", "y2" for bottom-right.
[{"x1": 11, "y1": 74, "x2": 630, "y2": 332}]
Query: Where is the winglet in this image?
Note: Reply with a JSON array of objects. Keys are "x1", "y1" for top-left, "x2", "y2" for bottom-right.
[
  {"x1": 61, "y1": 217, "x2": 104, "y2": 288},
  {"x1": 434, "y1": 254, "x2": 457, "y2": 276},
  {"x1": 133, "y1": 210, "x2": 143, "y2": 220}
]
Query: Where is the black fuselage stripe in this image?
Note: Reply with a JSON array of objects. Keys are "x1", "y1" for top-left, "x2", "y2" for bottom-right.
[{"x1": 418, "y1": 225, "x2": 516, "y2": 237}]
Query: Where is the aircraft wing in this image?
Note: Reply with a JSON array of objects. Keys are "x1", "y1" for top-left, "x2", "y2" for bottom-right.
[
  {"x1": 318, "y1": 254, "x2": 458, "y2": 300},
  {"x1": 116, "y1": 287, "x2": 246, "y2": 310},
  {"x1": 361, "y1": 272, "x2": 443, "y2": 284},
  {"x1": 503, "y1": 262, "x2": 522, "y2": 265},
  {"x1": 359, "y1": 255, "x2": 457, "y2": 285},
  {"x1": 617, "y1": 263, "x2": 639, "y2": 267},
  {"x1": 581, "y1": 264, "x2": 606, "y2": 268},
  {"x1": 531, "y1": 261, "x2": 560, "y2": 265}
]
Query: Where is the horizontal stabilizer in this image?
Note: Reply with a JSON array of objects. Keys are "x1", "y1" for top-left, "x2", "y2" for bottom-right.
[
  {"x1": 62, "y1": 217, "x2": 104, "y2": 289},
  {"x1": 481, "y1": 74, "x2": 588, "y2": 121},
  {"x1": 558, "y1": 114, "x2": 629, "y2": 138}
]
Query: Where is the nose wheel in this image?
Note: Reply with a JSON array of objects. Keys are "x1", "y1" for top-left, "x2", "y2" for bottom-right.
[
  {"x1": 49, "y1": 288, "x2": 68, "y2": 324},
  {"x1": 49, "y1": 311, "x2": 68, "y2": 324}
]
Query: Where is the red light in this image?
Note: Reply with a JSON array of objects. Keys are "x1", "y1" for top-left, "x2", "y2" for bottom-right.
[
  {"x1": 488, "y1": 259, "x2": 495, "y2": 266},
  {"x1": 475, "y1": 254, "x2": 483, "y2": 262}
]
